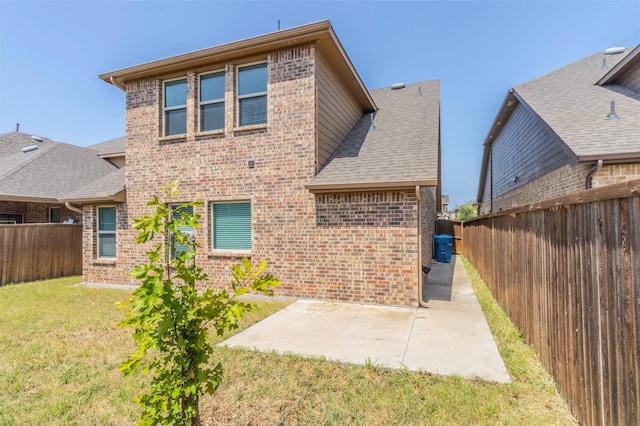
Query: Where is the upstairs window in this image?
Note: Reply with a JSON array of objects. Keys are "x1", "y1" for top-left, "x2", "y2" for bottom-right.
[
  {"x1": 237, "y1": 63, "x2": 267, "y2": 126},
  {"x1": 164, "y1": 78, "x2": 187, "y2": 136},
  {"x1": 199, "y1": 71, "x2": 225, "y2": 132},
  {"x1": 97, "y1": 206, "x2": 116, "y2": 258}
]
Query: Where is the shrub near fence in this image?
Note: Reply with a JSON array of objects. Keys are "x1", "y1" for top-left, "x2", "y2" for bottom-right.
[
  {"x1": 464, "y1": 179, "x2": 640, "y2": 426},
  {"x1": 0, "y1": 224, "x2": 82, "y2": 286}
]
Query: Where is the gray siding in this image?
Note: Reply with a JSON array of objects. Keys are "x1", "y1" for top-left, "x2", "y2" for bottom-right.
[
  {"x1": 616, "y1": 64, "x2": 640, "y2": 92},
  {"x1": 489, "y1": 103, "x2": 571, "y2": 198},
  {"x1": 480, "y1": 155, "x2": 492, "y2": 214},
  {"x1": 316, "y1": 52, "x2": 362, "y2": 171}
]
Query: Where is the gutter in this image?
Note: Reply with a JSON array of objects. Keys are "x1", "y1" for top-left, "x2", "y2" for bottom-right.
[{"x1": 306, "y1": 179, "x2": 438, "y2": 193}]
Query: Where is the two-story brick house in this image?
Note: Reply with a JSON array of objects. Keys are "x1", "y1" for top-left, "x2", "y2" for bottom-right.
[{"x1": 76, "y1": 21, "x2": 440, "y2": 307}]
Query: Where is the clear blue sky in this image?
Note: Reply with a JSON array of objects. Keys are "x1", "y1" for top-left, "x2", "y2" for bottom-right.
[{"x1": 1, "y1": 1, "x2": 638, "y2": 208}]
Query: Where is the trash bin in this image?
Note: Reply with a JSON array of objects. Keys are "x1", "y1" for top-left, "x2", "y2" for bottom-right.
[{"x1": 434, "y1": 235, "x2": 453, "y2": 263}]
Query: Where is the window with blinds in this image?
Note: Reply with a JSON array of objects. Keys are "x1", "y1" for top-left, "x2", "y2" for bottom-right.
[
  {"x1": 164, "y1": 78, "x2": 187, "y2": 136},
  {"x1": 170, "y1": 204, "x2": 194, "y2": 257},
  {"x1": 199, "y1": 71, "x2": 225, "y2": 131},
  {"x1": 237, "y1": 63, "x2": 267, "y2": 127},
  {"x1": 211, "y1": 202, "x2": 251, "y2": 250},
  {"x1": 97, "y1": 206, "x2": 116, "y2": 258}
]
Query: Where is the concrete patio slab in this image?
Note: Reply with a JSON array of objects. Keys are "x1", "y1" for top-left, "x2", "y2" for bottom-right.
[{"x1": 221, "y1": 255, "x2": 511, "y2": 383}]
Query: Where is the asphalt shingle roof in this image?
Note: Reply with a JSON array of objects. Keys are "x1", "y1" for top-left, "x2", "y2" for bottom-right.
[
  {"x1": 88, "y1": 136, "x2": 126, "y2": 156},
  {"x1": 63, "y1": 167, "x2": 126, "y2": 202},
  {"x1": 515, "y1": 48, "x2": 640, "y2": 159},
  {"x1": 0, "y1": 132, "x2": 119, "y2": 201},
  {"x1": 309, "y1": 80, "x2": 440, "y2": 188}
]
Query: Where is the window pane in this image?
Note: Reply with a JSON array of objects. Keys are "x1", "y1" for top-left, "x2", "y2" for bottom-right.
[
  {"x1": 50, "y1": 208, "x2": 61, "y2": 223},
  {"x1": 239, "y1": 96, "x2": 267, "y2": 126},
  {"x1": 213, "y1": 202, "x2": 251, "y2": 250},
  {"x1": 0, "y1": 214, "x2": 22, "y2": 224},
  {"x1": 165, "y1": 79, "x2": 187, "y2": 107},
  {"x1": 200, "y1": 103, "x2": 225, "y2": 131},
  {"x1": 99, "y1": 234, "x2": 116, "y2": 258},
  {"x1": 98, "y1": 207, "x2": 116, "y2": 231},
  {"x1": 200, "y1": 72, "x2": 225, "y2": 102},
  {"x1": 238, "y1": 64, "x2": 267, "y2": 96},
  {"x1": 171, "y1": 205, "x2": 194, "y2": 256},
  {"x1": 165, "y1": 108, "x2": 187, "y2": 136}
]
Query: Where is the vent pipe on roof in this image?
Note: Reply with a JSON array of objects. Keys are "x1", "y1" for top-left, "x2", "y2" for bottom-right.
[
  {"x1": 601, "y1": 57, "x2": 608, "y2": 69},
  {"x1": 31, "y1": 135, "x2": 44, "y2": 142},
  {"x1": 369, "y1": 113, "x2": 376, "y2": 131},
  {"x1": 16, "y1": 123, "x2": 19, "y2": 132},
  {"x1": 21, "y1": 145, "x2": 38, "y2": 153},
  {"x1": 417, "y1": 86, "x2": 423, "y2": 97},
  {"x1": 607, "y1": 100, "x2": 619, "y2": 120}
]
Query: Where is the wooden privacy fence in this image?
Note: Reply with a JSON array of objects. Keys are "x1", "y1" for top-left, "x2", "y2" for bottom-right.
[
  {"x1": 435, "y1": 219, "x2": 463, "y2": 253},
  {"x1": 464, "y1": 179, "x2": 639, "y2": 426},
  {"x1": 0, "y1": 224, "x2": 82, "y2": 286}
]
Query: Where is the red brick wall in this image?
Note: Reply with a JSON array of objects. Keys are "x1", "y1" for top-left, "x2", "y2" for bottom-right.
[
  {"x1": 84, "y1": 44, "x2": 421, "y2": 306},
  {"x1": 0, "y1": 201, "x2": 82, "y2": 223}
]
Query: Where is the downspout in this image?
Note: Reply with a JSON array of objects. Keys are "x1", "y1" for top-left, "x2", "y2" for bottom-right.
[
  {"x1": 65, "y1": 202, "x2": 83, "y2": 214},
  {"x1": 416, "y1": 186, "x2": 429, "y2": 308},
  {"x1": 585, "y1": 159, "x2": 603, "y2": 189},
  {"x1": 110, "y1": 76, "x2": 126, "y2": 90}
]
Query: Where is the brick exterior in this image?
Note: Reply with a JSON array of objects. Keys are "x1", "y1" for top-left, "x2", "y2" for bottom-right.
[
  {"x1": 0, "y1": 201, "x2": 82, "y2": 223},
  {"x1": 84, "y1": 44, "x2": 428, "y2": 306},
  {"x1": 479, "y1": 161, "x2": 640, "y2": 214},
  {"x1": 592, "y1": 163, "x2": 640, "y2": 187}
]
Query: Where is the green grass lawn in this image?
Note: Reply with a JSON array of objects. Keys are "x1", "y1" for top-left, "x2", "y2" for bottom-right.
[{"x1": 0, "y1": 261, "x2": 576, "y2": 425}]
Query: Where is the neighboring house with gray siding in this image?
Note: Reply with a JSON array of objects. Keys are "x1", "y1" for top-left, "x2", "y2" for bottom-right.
[
  {"x1": 81, "y1": 20, "x2": 441, "y2": 307},
  {"x1": 478, "y1": 44, "x2": 640, "y2": 214},
  {"x1": 0, "y1": 132, "x2": 121, "y2": 224}
]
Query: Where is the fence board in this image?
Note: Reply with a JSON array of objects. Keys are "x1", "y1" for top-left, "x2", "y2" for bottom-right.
[
  {"x1": 465, "y1": 179, "x2": 640, "y2": 426},
  {"x1": 0, "y1": 224, "x2": 81, "y2": 285},
  {"x1": 436, "y1": 220, "x2": 463, "y2": 253}
]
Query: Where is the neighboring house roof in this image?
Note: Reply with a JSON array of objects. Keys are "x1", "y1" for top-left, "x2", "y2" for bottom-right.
[
  {"x1": 99, "y1": 20, "x2": 376, "y2": 113},
  {"x1": 597, "y1": 44, "x2": 640, "y2": 88},
  {"x1": 88, "y1": 136, "x2": 125, "y2": 157},
  {"x1": 63, "y1": 167, "x2": 126, "y2": 203},
  {"x1": 478, "y1": 45, "x2": 640, "y2": 201},
  {"x1": 0, "y1": 132, "x2": 119, "y2": 203},
  {"x1": 307, "y1": 80, "x2": 440, "y2": 192}
]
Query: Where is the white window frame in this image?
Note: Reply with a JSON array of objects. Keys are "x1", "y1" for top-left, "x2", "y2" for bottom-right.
[
  {"x1": 163, "y1": 77, "x2": 188, "y2": 136},
  {"x1": 198, "y1": 69, "x2": 226, "y2": 132},
  {"x1": 211, "y1": 200, "x2": 252, "y2": 252},
  {"x1": 236, "y1": 61, "x2": 267, "y2": 127},
  {"x1": 97, "y1": 205, "x2": 116, "y2": 259}
]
